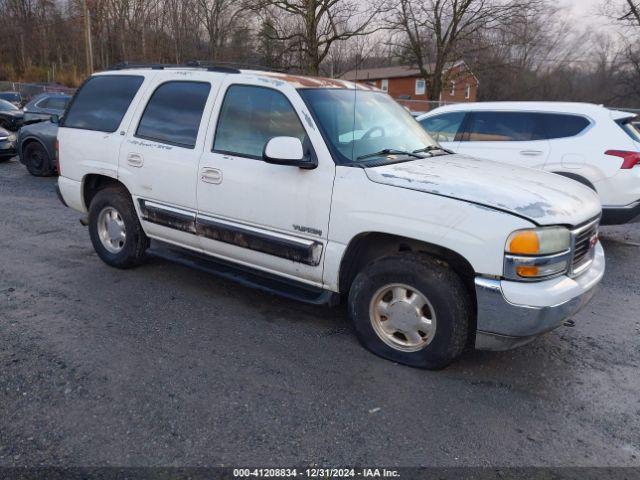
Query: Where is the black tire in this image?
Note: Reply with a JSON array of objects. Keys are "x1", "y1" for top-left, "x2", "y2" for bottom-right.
[
  {"x1": 23, "y1": 142, "x2": 54, "y2": 176},
  {"x1": 88, "y1": 185, "x2": 149, "y2": 269},
  {"x1": 348, "y1": 253, "x2": 471, "y2": 370}
]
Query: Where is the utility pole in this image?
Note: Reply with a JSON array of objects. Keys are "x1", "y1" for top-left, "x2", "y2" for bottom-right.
[{"x1": 83, "y1": 0, "x2": 94, "y2": 75}]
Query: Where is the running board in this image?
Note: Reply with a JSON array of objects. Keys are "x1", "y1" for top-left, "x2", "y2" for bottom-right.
[{"x1": 148, "y1": 241, "x2": 340, "y2": 307}]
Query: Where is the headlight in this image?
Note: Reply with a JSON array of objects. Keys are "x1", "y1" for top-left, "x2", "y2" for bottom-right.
[{"x1": 504, "y1": 227, "x2": 571, "y2": 280}]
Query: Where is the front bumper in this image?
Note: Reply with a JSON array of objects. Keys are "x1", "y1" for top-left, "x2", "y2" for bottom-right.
[
  {"x1": 0, "y1": 142, "x2": 16, "y2": 159},
  {"x1": 474, "y1": 243, "x2": 605, "y2": 351},
  {"x1": 601, "y1": 199, "x2": 640, "y2": 225}
]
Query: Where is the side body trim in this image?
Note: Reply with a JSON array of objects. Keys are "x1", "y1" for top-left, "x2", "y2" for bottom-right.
[
  {"x1": 137, "y1": 199, "x2": 323, "y2": 266},
  {"x1": 197, "y1": 215, "x2": 323, "y2": 266},
  {"x1": 139, "y1": 199, "x2": 197, "y2": 233}
]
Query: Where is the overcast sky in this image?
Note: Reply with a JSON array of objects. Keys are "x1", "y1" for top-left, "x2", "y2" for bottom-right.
[{"x1": 564, "y1": 0, "x2": 616, "y2": 33}]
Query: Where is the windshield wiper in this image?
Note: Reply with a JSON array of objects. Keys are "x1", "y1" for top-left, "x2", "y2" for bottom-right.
[
  {"x1": 412, "y1": 145, "x2": 453, "y2": 155},
  {"x1": 357, "y1": 149, "x2": 423, "y2": 161}
]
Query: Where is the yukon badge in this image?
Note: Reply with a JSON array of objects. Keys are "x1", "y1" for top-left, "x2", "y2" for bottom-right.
[{"x1": 293, "y1": 224, "x2": 322, "y2": 237}]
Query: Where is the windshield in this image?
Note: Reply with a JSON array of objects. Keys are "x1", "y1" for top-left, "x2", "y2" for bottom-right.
[
  {"x1": 0, "y1": 99, "x2": 19, "y2": 111},
  {"x1": 299, "y1": 89, "x2": 438, "y2": 164}
]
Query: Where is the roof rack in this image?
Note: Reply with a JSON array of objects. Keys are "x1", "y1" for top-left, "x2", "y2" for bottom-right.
[
  {"x1": 105, "y1": 61, "x2": 287, "y2": 74},
  {"x1": 186, "y1": 60, "x2": 288, "y2": 73},
  {"x1": 105, "y1": 61, "x2": 241, "y2": 73}
]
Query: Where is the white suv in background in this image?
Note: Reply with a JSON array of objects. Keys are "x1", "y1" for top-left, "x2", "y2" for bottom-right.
[{"x1": 417, "y1": 102, "x2": 640, "y2": 224}]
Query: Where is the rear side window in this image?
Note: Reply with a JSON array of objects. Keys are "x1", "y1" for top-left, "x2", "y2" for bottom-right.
[
  {"x1": 616, "y1": 117, "x2": 640, "y2": 142},
  {"x1": 213, "y1": 85, "x2": 306, "y2": 159},
  {"x1": 419, "y1": 112, "x2": 466, "y2": 143},
  {"x1": 540, "y1": 113, "x2": 590, "y2": 139},
  {"x1": 40, "y1": 96, "x2": 69, "y2": 110},
  {"x1": 136, "y1": 81, "x2": 211, "y2": 148},
  {"x1": 63, "y1": 75, "x2": 143, "y2": 132},
  {"x1": 464, "y1": 112, "x2": 546, "y2": 142}
]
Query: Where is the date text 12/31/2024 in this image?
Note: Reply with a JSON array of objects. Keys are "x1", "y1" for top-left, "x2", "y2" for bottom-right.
[{"x1": 233, "y1": 468, "x2": 400, "y2": 478}]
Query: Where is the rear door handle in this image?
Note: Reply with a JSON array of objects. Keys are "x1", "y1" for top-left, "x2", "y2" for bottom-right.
[
  {"x1": 127, "y1": 153, "x2": 144, "y2": 167},
  {"x1": 520, "y1": 150, "x2": 544, "y2": 156},
  {"x1": 201, "y1": 167, "x2": 223, "y2": 184}
]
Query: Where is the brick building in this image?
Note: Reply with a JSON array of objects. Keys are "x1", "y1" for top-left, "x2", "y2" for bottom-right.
[{"x1": 342, "y1": 61, "x2": 479, "y2": 107}]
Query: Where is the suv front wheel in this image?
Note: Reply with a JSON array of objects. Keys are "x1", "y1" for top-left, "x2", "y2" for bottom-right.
[
  {"x1": 88, "y1": 185, "x2": 149, "y2": 269},
  {"x1": 348, "y1": 253, "x2": 471, "y2": 369}
]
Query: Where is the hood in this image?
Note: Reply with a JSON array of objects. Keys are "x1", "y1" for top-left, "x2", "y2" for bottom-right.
[
  {"x1": 365, "y1": 154, "x2": 601, "y2": 226},
  {"x1": 2, "y1": 110, "x2": 23, "y2": 119}
]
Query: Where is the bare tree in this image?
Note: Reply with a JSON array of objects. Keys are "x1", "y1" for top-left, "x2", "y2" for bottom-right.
[
  {"x1": 388, "y1": 0, "x2": 544, "y2": 100},
  {"x1": 616, "y1": 0, "x2": 640, "y2": 25},
  {"x1": 254, "y1": 0, "x2": 387, "y2": 75},
  {"x1": 196, "y1": 0, "x2": 246, "y2": 60},
  {"x1": 600, "y1": 0, "x2": 640, "y2": 103},
  {"x1": 467, "y1": 2, "x2": 586, "y2": 99}
]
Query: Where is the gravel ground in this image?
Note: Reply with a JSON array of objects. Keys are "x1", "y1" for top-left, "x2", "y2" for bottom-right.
[{"x1": 1, "y1": 157, "x2": 639, "y2": 467}]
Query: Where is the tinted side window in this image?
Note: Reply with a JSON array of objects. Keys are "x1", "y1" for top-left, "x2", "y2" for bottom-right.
[
  {"x1": 63, "y1": 75, "x2": 143, "y2": 132},
  {"x1": 419, "y1": 112, "x2": 466, "y2": 143},
  {"x1": 617, "y1": 117, "x2": 640, "y2": 142},
  {"x1": 39, "y1": 97, "x2": 68, "y2": 110},
  {"x1": 213, "y1": 85, "x2": 306, "y2": 158},
  {"x1": 464, "y1": 112, "x2": 546, "y2": 142},
  {"x1": 136, "y1": 81, "x2": 211, "y2": 148},
  {"x1": 0, "y1": 92, "x2": 20, "y2": 102},
  {"x1": 47, "y1": 97, "x2": 70, "y2": 110},
  {"x1": 36, "y1": 97, "x2": 51, "y2": 108},
  {"x1": 540, "y1": 114, "x2": 590, "y2": 139}
]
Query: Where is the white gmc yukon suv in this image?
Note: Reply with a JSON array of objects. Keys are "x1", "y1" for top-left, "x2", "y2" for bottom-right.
[{"x1": 56, "y1": 66, "x2": 605, "y2": 369}]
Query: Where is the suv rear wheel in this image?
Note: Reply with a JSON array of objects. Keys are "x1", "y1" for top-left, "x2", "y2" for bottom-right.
[
  {"x1": 348, "y1": 253, "x2": 470, "y2": 369},
  {"x1": 23, "y1": 142, "x2": 53, "y2": 176},
  {"x1": 88, "y1": 186, "x2": 149, "y2": 268}
]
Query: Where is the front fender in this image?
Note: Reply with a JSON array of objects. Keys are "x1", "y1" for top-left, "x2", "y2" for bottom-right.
[{"x1": 323, "y1": 167, "x2": 533, "y2": 291}]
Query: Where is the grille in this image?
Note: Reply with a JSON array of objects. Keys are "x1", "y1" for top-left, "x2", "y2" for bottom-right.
[{"x1": 571, "y1": 219, "x2": 599, "y2": 273}]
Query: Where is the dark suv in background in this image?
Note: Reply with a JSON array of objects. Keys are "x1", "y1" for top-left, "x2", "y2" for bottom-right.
[
  {"x1": 23, "y1": 93, "x2": 71, "y2": 124},
  {"x1": 18, "y1": 119, "x2": 58, "y2": 176}
]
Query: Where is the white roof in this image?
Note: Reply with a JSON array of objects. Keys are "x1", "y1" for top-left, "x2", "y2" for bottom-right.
[
  {"x1": 418, "y1": 101, "x2": 635, "y2": 120},
  {"x1": 95, "y1": 67, "x2": 373, "y2": 91}
]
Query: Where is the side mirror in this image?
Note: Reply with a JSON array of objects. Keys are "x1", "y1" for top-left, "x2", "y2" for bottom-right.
[
  {"x1": 50, "y1": 114, "x2": 59, "y2": 125},
  {"x1": 263, "y1": 136, "x2": 317, "y2": 169}
]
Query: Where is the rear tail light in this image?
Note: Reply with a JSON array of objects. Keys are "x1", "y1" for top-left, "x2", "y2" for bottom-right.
[
  {"x1": 605, "y1": 150, "x2": 640, "y2": 169},
  {"x1": 54, "y1": 139, "x2": 60, "y2": 175}
]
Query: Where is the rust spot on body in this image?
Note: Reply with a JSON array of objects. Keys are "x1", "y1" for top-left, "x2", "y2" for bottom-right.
[{"x1": 260, "y1": 72, "x2": 378, "y2": 91}]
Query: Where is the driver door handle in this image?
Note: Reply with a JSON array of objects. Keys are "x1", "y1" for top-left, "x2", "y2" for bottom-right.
[
  {"x1": 201, "y1": 167, "x2": 223, "y2": 184},
  {"x1": 127, "y1": 153, "x2": 144, "y2": 167},
  {"x1": 520, "y1": 150, "x2": 543, "y2": 156}
]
